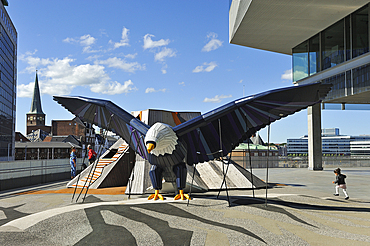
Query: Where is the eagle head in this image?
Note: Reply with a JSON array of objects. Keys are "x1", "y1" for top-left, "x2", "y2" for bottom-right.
[{"x1": 144, "y1": 122, "x2": 178, "y2": 156}]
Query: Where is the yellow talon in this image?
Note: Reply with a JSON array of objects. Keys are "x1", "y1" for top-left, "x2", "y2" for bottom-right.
[
  {"x1": 174, "y1": 190, "x2": 191, "y2": 200},
  {"x1": 148, "y1": 190, "x2": 164, "y2": 200}
]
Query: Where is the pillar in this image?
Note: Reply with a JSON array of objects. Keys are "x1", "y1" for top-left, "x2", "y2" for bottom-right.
[{"x1": 307, "y1": 103, "x2": 322, "y2": 170}]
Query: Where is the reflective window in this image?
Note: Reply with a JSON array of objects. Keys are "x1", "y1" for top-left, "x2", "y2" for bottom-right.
[
  {"x1": 309, "y1": 34, "x2": 320, "y2": 76},
  {"x1": 321, "y1": 19, "x2": 345, "y2": 70},
  {"x1": 323, "y1": 73, "x2": 346, "y2": 100},
  {"x1": 293, "y1": 40, "x2": 308, "y2": 82},
  {"x1": 352, "y1": 5, "x2": 369, "y2": 58},
  {"x1": 353, "y1": 63, "x2": 370, "y2": 94},
  {"x1": 345, "y1": 16, "x2": 351, "y2": 61}
]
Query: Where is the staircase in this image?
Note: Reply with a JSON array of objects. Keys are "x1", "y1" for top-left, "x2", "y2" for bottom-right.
[{"x1": 68, "y1": 141, "x2": 129, "y2": 189}]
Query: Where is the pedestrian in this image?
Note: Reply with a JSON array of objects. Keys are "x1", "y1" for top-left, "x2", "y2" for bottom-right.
[
  {"x1": 333, "y1": 168, "x2": 349, "y2": 200},
  {"x1": 70, "y1": 146, "x2": 77, "y2": 179},
  {"x1": 87, "y1": 144, "x2": 97, "y2": 165}
]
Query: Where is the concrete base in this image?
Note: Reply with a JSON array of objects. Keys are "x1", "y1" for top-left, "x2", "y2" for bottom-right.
[{"x1": 308, "y1": 166, "x2": 323, "y2": 171}]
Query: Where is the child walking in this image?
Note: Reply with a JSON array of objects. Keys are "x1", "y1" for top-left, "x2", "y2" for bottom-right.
[{"x1": 333, "y1": 168, "x2": 349, "y2": 200}]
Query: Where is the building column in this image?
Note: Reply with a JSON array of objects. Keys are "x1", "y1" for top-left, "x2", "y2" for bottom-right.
[{"x1": 307, "y1": 104, "x2": 322, "y2": 170}]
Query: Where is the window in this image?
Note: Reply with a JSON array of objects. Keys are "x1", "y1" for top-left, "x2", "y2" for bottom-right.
[
  {"x1": 321, "y1": 19, "x2": 345, "y2": 70},
  {"x1": 352, "y1": 5, "x2": 369, "y2": 58},
  {"x1": 309, "y1": 34, "x2": 320, "y2": 76},
  {"x1": 293, "y1": 41, "x2": 308, "y2": 81}
]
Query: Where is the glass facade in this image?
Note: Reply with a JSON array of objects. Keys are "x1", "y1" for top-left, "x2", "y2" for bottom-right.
[
  {"x1": 292, "y1": 41, "x2": 308, "y2": 82},
  {"x1": 321, "y1": 19, "x2": 345, "y2": 70},
  {"x1": 309, "y1": 34, "x2": 320, "y2": 76},
  {"x1": 322, "y1": 62, "x2": 370, "y2": 102},
  {"x1": 0, "y1": 4, "x2": 16, "y2": 161},
  {"x1": 292, "y1": 3, "x2": 369, "y2": 82},
  {"x1": 352, "y1": 5, "x2": 369, "y2": 58}
]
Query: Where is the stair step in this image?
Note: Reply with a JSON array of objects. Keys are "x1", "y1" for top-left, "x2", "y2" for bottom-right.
[{"x1": 72, "y1": 184, "x2": 89, "y2": 188}]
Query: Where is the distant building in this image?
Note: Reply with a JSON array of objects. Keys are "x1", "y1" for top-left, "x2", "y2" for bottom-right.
[
  {"x1": 51, "y1": 117, "x2": 95, "y2": 157},
  {"x1": 15, "y1": 142, "x2": 81, "y2": 160},
  {"x1": 232, "y1": 143, "x2": 279, "y2": 168},
  {"x1": 43, "y1": 135, "x2": 81, "y2": 146},
  {"x1": 287, "y1": 128, "x2": 370, "y2": 156},
  {"x1": 0, "y1": 1, "x2": 17, "y2": 161},
  {"x1": 26, "y1": 72, "x2": 51, "y2": 135}
]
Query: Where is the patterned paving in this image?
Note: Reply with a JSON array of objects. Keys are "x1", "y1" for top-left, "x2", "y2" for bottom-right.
[{"x1": 1, "y1": 192, "x2": 370, "y2": 245}]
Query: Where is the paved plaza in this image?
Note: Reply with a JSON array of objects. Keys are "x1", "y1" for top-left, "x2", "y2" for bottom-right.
[{"x1": 0, "y1": 167, "x2": 369, "y2": 245}]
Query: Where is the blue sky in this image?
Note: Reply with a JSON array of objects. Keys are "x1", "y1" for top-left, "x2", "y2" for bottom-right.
[{"x1": 7, "y1": 1, "x2": 370, "y2": 143}]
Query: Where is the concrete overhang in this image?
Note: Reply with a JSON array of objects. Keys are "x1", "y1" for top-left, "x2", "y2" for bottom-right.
[{"x1": 230, "y1": 0, "x2": 370, "y2": 55}]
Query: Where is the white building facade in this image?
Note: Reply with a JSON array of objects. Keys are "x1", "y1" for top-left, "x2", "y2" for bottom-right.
[
  {"x1": 288, "y1": 129, "x2": 370, "y2": 156},
  {"x1": 230, "y1": 0, "x2": 370, "y2": 169}
]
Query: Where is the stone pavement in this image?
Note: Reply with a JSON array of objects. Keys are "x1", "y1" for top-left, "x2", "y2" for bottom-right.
[{"x1": 0, "y1": 167, "x2": 369, "y2": 245}]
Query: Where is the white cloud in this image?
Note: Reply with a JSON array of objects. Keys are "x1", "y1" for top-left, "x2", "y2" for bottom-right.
[
  {"x1": 202, "y1": 32, "x2": 223, "y2": 52},
  {"x1": 97, "y1": 57, "x2": 145, "y2": 73},
  {"x1": 17, "y1": 83, "x2": 35, "y2": 98},
  {"x1": 145, "y1": 87, "x2": 166, "y2": 93},
  {"x1": 91, "y1": 80, "x2": 137, "y2": 95},
  {"x1": 192, "y1": 62, "x2": 217, "y2": 73},
  {"x1": 124, "y1": 53, "x2": 137, "y2": 59},
  {"x1": 18, "y1": 55, "x2": 137, "y2": 97},
  {"x1": 203, "y1": 94, "x2": 232, "y2": 103},
  {"x1": 86, "y1": 54, "x2": 103, "y2": 61},
  {"x1": 63, "y1": 37, "x2": 76, "y2": 43},
  {"x1": 179, "y1": 81, "x2": 185, "y2": 86},
  {"x1": 161, "y1": 64, "x2": 168, "y2": 74},
  {"x1": 63, "y1": 34, "x2": 98, "y2": 53},
  {"x1": 80, "y1": 34, "x2": 96, "y2": 46},
  {"x1": 112, "y1": 27, "x2": 130, "y2": 49},
  {"x1": 281, "y1": 69, "x2": 293, "y2": 81},
  {"x1": 143, "y1": 34, "x2": 170, "y2": 50},
  {"x1": 154, "y1": 47, "x2": 176, "y2": 62},
  {"x1": 19, "y1": 55, "x2": 53, "y2": 73}
]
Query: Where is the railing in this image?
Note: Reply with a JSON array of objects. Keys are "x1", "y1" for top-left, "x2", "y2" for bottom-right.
[
  {"x1": 230, "y1": 155, "x2": 370, "y2": 169},
  {"x1": 0, "y1": 158, "x2": 84, "y2": 191},
  {"x1": 280, "y1": 156, "x2": 370, "y2": 168}
]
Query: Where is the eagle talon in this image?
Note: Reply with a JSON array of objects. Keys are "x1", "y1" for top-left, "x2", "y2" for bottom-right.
[
  {"x1": 148, "y1": 190, "x2": 164, "y2": 200},
  {"x1": 174, "y1": 190, "x2": 191, "y2": 200}
]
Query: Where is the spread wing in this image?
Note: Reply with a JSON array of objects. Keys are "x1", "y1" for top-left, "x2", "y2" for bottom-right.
[
  {"x1": 53, "y1": 96, "x2": 149, "y2": 159},
  {"x1": 174, "y1": 83, "x2": 332, "y2": 165}
]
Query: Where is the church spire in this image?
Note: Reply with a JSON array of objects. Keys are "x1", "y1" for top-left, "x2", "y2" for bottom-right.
[{"x1": 28, "y1": 71, "x2": 44, "y2": 114}]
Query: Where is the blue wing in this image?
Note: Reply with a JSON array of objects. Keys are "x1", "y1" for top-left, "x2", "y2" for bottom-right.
[
  {"x1": 53, "y1": 96, "x2": 149, "y2": 159},
  {"x1": 174, "y1": 83, "x2": 332, "y2": 165}
]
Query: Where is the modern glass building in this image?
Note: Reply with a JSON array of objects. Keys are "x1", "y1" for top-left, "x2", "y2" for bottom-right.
[
  {"x1": 229, "y1": 0, "x2": 370, "y2": 170},
  {"x1": 287, "y1": 128, "x2": 370, "y2": 156},
  {"x1": 292, "y1": 3, "x2": 370, "y2": 104},
  {"x1": 0, "y1": 0, "x2": 17, "y2": 161}
]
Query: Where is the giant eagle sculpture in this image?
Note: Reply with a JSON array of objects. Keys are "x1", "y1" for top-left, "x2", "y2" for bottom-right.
[{"x1": 54, "y1": 82, "x2": 331, "y2": 200}]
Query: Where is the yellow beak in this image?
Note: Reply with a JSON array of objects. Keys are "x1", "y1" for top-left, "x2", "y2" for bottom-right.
[{"x1": 147, "y1": 143, "x2": 155, "y2": 153}]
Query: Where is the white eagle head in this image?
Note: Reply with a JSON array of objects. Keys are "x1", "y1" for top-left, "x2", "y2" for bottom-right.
[{"x1": 144, "y1": 122, "x2": 178, "y2": 156}]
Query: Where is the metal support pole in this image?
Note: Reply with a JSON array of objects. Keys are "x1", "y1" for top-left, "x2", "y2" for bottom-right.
[
  {"x1": 216, "y1": 119, "x2": 231, "y2": 206},
  {"x1": 248, "y1": 140, "x2": 255, "y2": 198},
  {"x1": 265, "y1": 122, "x2": 271, "y2": 207}
]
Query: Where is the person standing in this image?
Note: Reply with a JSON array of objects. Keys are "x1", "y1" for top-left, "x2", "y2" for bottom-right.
[
  {"x1": 87, "y1": 145, "x2": 97, "y2": 165},
  {"x1": 70, "y1": 146, "x2": 77, "y2": 179},
  {"x1": 333, "y1": 168, "x2": 349, "y2": 200}
]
